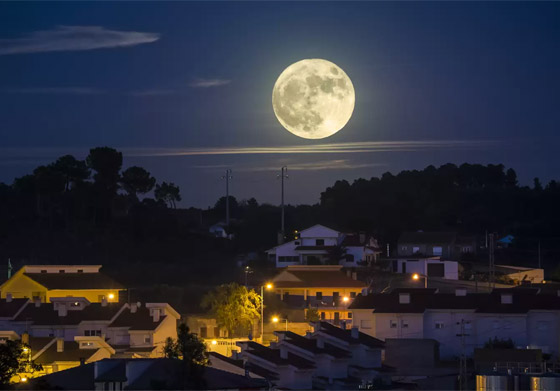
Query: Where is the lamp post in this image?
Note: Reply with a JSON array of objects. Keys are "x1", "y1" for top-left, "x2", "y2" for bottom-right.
[
  {"x1": 412, "y1": 273, "x2": 428, "y2": 288},
  {"x1": 261, "y1": 283, "x2": 273, "y2": 343},
  {"x1": 272, "y1": 316, "x2": 288, "y2": 331}
]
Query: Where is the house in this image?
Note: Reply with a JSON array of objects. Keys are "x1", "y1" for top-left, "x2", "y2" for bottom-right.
[
  {"x1": 271, "y1": 265, "x2": 367, "y2": 326},
  {"x1": 350, "y1": 287, "x2": 560, "y2": 359},
  {"x1": 1, "y1": 297, "x2": 180, "y2": 360},
  {"x1": 234, "y1": 321, "x2": 386, "y2": 389},
  {"x1": 209, "y1": 222, "x2": 232, "y2": 239},
  {"x1": 0, "y1": 265, "x2": 125, "y2": 303},
  {"x1": 267, "y1": 224, "x2": 382, "y2": 267},
  {"x1": 397, "y1": 231, "x2": 476, "y2": 260},
  {"x1": 23, "y1": 358, "x2": 268, "y2": 390},
  {"x1": 389, "y1": 257, "x2": 459, "y2": 280}
]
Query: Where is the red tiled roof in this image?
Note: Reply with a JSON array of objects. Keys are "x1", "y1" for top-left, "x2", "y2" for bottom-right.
[
  {"x1": 316, "y1": 322, "x2": 385, "y2": 349},
  {"x1": 244, "y1": 341, "x2": 315, "y2": 370},
  {"x1": 349, "y1": 290, "x2": 560, "y2": 314},
  {"x1": 24, "y1": 272, "x2": 124, "y2": 290},
  {"x1": 109, "y1": 307, "x2": 164, "y2": 330},
  {"x1": 273, "y1": 270, "x2": 366, "y2": 289},
  {"x1": 0, "y1": 298, "x2": 28, "y2": 318},
  {"x1": 15, "y1": 302, "x2": 124, "y2": 325}
]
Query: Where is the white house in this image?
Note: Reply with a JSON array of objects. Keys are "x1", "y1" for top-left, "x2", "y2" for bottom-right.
[
  {"x1": 389, "y1": 257, "x2": 459, "y2": 280},
  {"x1": 235, "y1": 321, "x2": 386, "y2": 389},
  {"x1": 350, "y1": 288, "x2": 560, "y2": 359},
  {"x1": 266, "y1": 224, "x2": 382, "y2": 268}
]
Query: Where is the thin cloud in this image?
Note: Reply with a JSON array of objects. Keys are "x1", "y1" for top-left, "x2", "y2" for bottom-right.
[
  {"x1": 1, "y1": 87, "x2": 104, "y2": 95},
  {"x1": 123, "y1": 140, "x2": 498, "y2": 157},
  {"x1": 0, "y1": 26, "x2": 160, "y2": 55},
  {"x1": 128, "y1": 89, "x2": 176, "y2": 97},
  {"x1": 238, "y1": 160, "x2": 385, "y2": 172},
  {"x1": 189, "y1": 78, "x2": 231, "y2": 88}
]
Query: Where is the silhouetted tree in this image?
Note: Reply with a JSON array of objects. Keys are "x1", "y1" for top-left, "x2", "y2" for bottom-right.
[
  {"x1": 120, "y1": 166, "x2": 156, "y2": 202},
  {"x1": 52, "y1": 155, "x2": 90, "y2": 192},
  {"x1": 155, "y1": 182, "x2": 181, "y2": 208}
]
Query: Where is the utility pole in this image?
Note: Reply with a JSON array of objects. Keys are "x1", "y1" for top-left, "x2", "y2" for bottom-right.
[
  {"x1": 538, "y1": 240, "x2": 541, "y2": 269},
  {"x1": 277, "y1": 166, "x2": 288, "y2": 237},
  {"x1": 489, "y1": 233, "x2": 495, "y2": 289},
  {"x1": 221, "y1": 169, "x2": 233, "y2": 227},
  {"x1": 457, "y1": 319, "x2": 470, "y2": 391}
]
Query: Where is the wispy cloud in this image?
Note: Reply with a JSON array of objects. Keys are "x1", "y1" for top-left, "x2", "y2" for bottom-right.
[
  {"x1": 123, "y1": 140, "x2": 498, "y2": 157},
  {"x1": 1, "y1": 87, "x2": 104, "y2": 95},
  {"x1": 237, "y1": 160, "x2": 385, "y2": 172},
  {"x1": 127, "y1": 89, "x2": 176, "y2": 97},
  {"x1": 0, "y1": 26, "x2": 160, "y2": 56},
  {"x1": 189, "y1": 78, "x2": 231, "y2": 88}
]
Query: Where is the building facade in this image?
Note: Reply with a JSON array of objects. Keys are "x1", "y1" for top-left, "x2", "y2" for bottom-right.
[{"x1": 350, "y1": 288, "x2": 560, "y2": 359}]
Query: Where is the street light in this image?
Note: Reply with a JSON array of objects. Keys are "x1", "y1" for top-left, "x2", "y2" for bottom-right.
[
  {"x1": 342, "y1": 296, "x2": 350, "y2": 303},
  {"x1": 412, "y1": 273, "x2": 428, "y2": 288},
  {"x1": 261, "y1": 283, "x2": 274, "y2": 342},
  {"x1": 272, "y1": 316, "x2": 288, "y2": 331}
]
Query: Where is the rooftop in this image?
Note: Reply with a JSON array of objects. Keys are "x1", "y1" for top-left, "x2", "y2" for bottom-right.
[
  {"x1": 243, "y1": 341, "x2": 315, "y2": 370},
  {"x1": 24, "y1": 271, "x2": 124, "y2": 290},
  {"x1": 0, "y1": 298, "x2": 28, "y2": 318},
  {"x1": 275, "y1": 330, "x2": 351, "y2": 359},
  {"x1": 315, "y1": 321, "x2": 385, "y2": 349},
  {"x1": 272, "y1": 267, "x2": 366, "y2": 289},
  {"x1": 15, "y1": 302, "x2": 124, "y2": 325},
  {"x1": 109, "y1": 306, "x2": 164, "y2": 330}
]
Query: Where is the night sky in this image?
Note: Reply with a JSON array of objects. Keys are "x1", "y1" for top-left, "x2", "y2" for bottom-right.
[{"x1": 1, "y1": 2, "x2": 559, "y2": 207}]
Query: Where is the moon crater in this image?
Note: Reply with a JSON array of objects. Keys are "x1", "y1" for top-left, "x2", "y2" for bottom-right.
[{"x1": 272, "y1": 59, "x2": 355, "y2": 139}]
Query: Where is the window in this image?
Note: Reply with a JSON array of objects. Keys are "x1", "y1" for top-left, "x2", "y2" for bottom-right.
[
  {"x1": 432, "y1": 247, "x2": 443, "y2": 256},
  {"x1": 350, "y1": 292, "x2": 357, "y2": 298},
  {"x1": 413, "y1": 247, "x2": 420, "y2": 254},
  {"x1": 462, "y1": 247, "x2": 472, "y2": 253},
  {"x1": 81, "y1": 342, "x2": 94, "y2": 347},
  {"x1": 399, "y1": 293, "x2": 410, "y2": 304},
  {"x1": 144, "y1": 335, "x2": 151, "y2": 344},
  {"x1": 435, "y1": 322, "x2": 444, "y2": 329},
  {"x1": 41, "y1": 270, "x2": 47, "y2": 273},
  {"x1": 85, "y1": 330, "x2": 102, "y2": 336},
  {"x1": 59, "y1": 270, "x2": 65, "y2": 273},
  {"x1": 360, "y1": 320, "x2": 372, "y2": 329},
  {"x1": 348, "y1": 312, "x2": 352, "y2": 319},
  {"x1": 390, "y1": 320, "x2": 397, "y2": 329},
  {"x1": 316, "y1": 239, "x2": 325, "y2": 246},
  {"x1": 316, "y1": 292, "x2": 323, "y2": 300},
  {"x1": 401, "y1": 320, "x2": 409, "y2": 328},
  {"x1": 401, "y1": 246, "x2": 407, "y2": 251},
  {"x1": 320, "y1": 312, "x2": 326, "y2": 320},
  {"x1": 333, "y1": 292, "x2": 340, "y2": 303},
  {"x1": 294, "y1": 241, "x2": 300, "y2": 245},
  {"x1": 200, "y1": 327, "x2": 207, "y2": 338},
  {"x1": 77, "y1": 269, "x2": 84, "y2": 273},
  {"x1": 213, "y1": 327, "x2": 220, "y2": 338}
]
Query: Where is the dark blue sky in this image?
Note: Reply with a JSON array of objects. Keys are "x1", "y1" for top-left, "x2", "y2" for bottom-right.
[{"x1": 1, "y1": 2, "x2": 559, "y2": 207}]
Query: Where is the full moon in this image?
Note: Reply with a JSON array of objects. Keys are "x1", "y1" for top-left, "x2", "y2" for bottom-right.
[{"x1": 272, "y1": 59, "x2": 355, "y2": 139}]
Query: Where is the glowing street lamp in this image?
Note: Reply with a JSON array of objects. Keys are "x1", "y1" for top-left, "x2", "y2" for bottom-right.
[
  {"x1": 261, "y1": 283, "x2": 274, "y2": 342},
  {"x1": 342, "y1": 296, "x2": 350, "y2": 303},
  {"x1": 272, "y1": 316, "x2": 288, "y2": 331},
  {"x1": 108, "y1": 293, "x2": 115, "y2": 300},
  {"x1": 412, "y1": 273, "x2": 428, "y2": 288}
]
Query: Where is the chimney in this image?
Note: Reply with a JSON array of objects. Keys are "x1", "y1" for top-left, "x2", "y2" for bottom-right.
[
  {"x1": 6, "y1": 293, "x2": 12, "y2": 302},
  {"x1": 130, "y1": 303, "x2": 138, "y2": 313},
  {"x1": 56, "y1": 338, "x2": 64, "y2": 353},
  {"x1": 455, "y1": 289, "x2": 467, "y2": 297},
  {"x1": 58, "y1": 305, "x2": 67, "y2": 317},
  {"x1": 101, "y1": 297, "x2": 107, "y2": 307},
  {"x1": 22, "y1": 332, "x2": 29, "y2": 345},
  {"x1": 153, "y1": 309, "x2": 160, "y2": 323},
  {"x1": 351, "y1": 327, "x2": 359, "y2": 339},
  {"x1": 34, "y1": 298, "x2": 41, "y2": 307},
  {"x1": 352, "y1": 272, "x2": 357, "y2": 280},
  {"x1": 359, "y1": 232, "x2": 366, "y2": 244}
]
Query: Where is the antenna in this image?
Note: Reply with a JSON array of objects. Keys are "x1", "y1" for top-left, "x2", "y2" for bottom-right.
[
  {"x1": 277, "y1": 166, "x2": 289, "y2": 236},
  {"x1": 221, "y1": 169, "x2": 233, "y2": 227}
]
